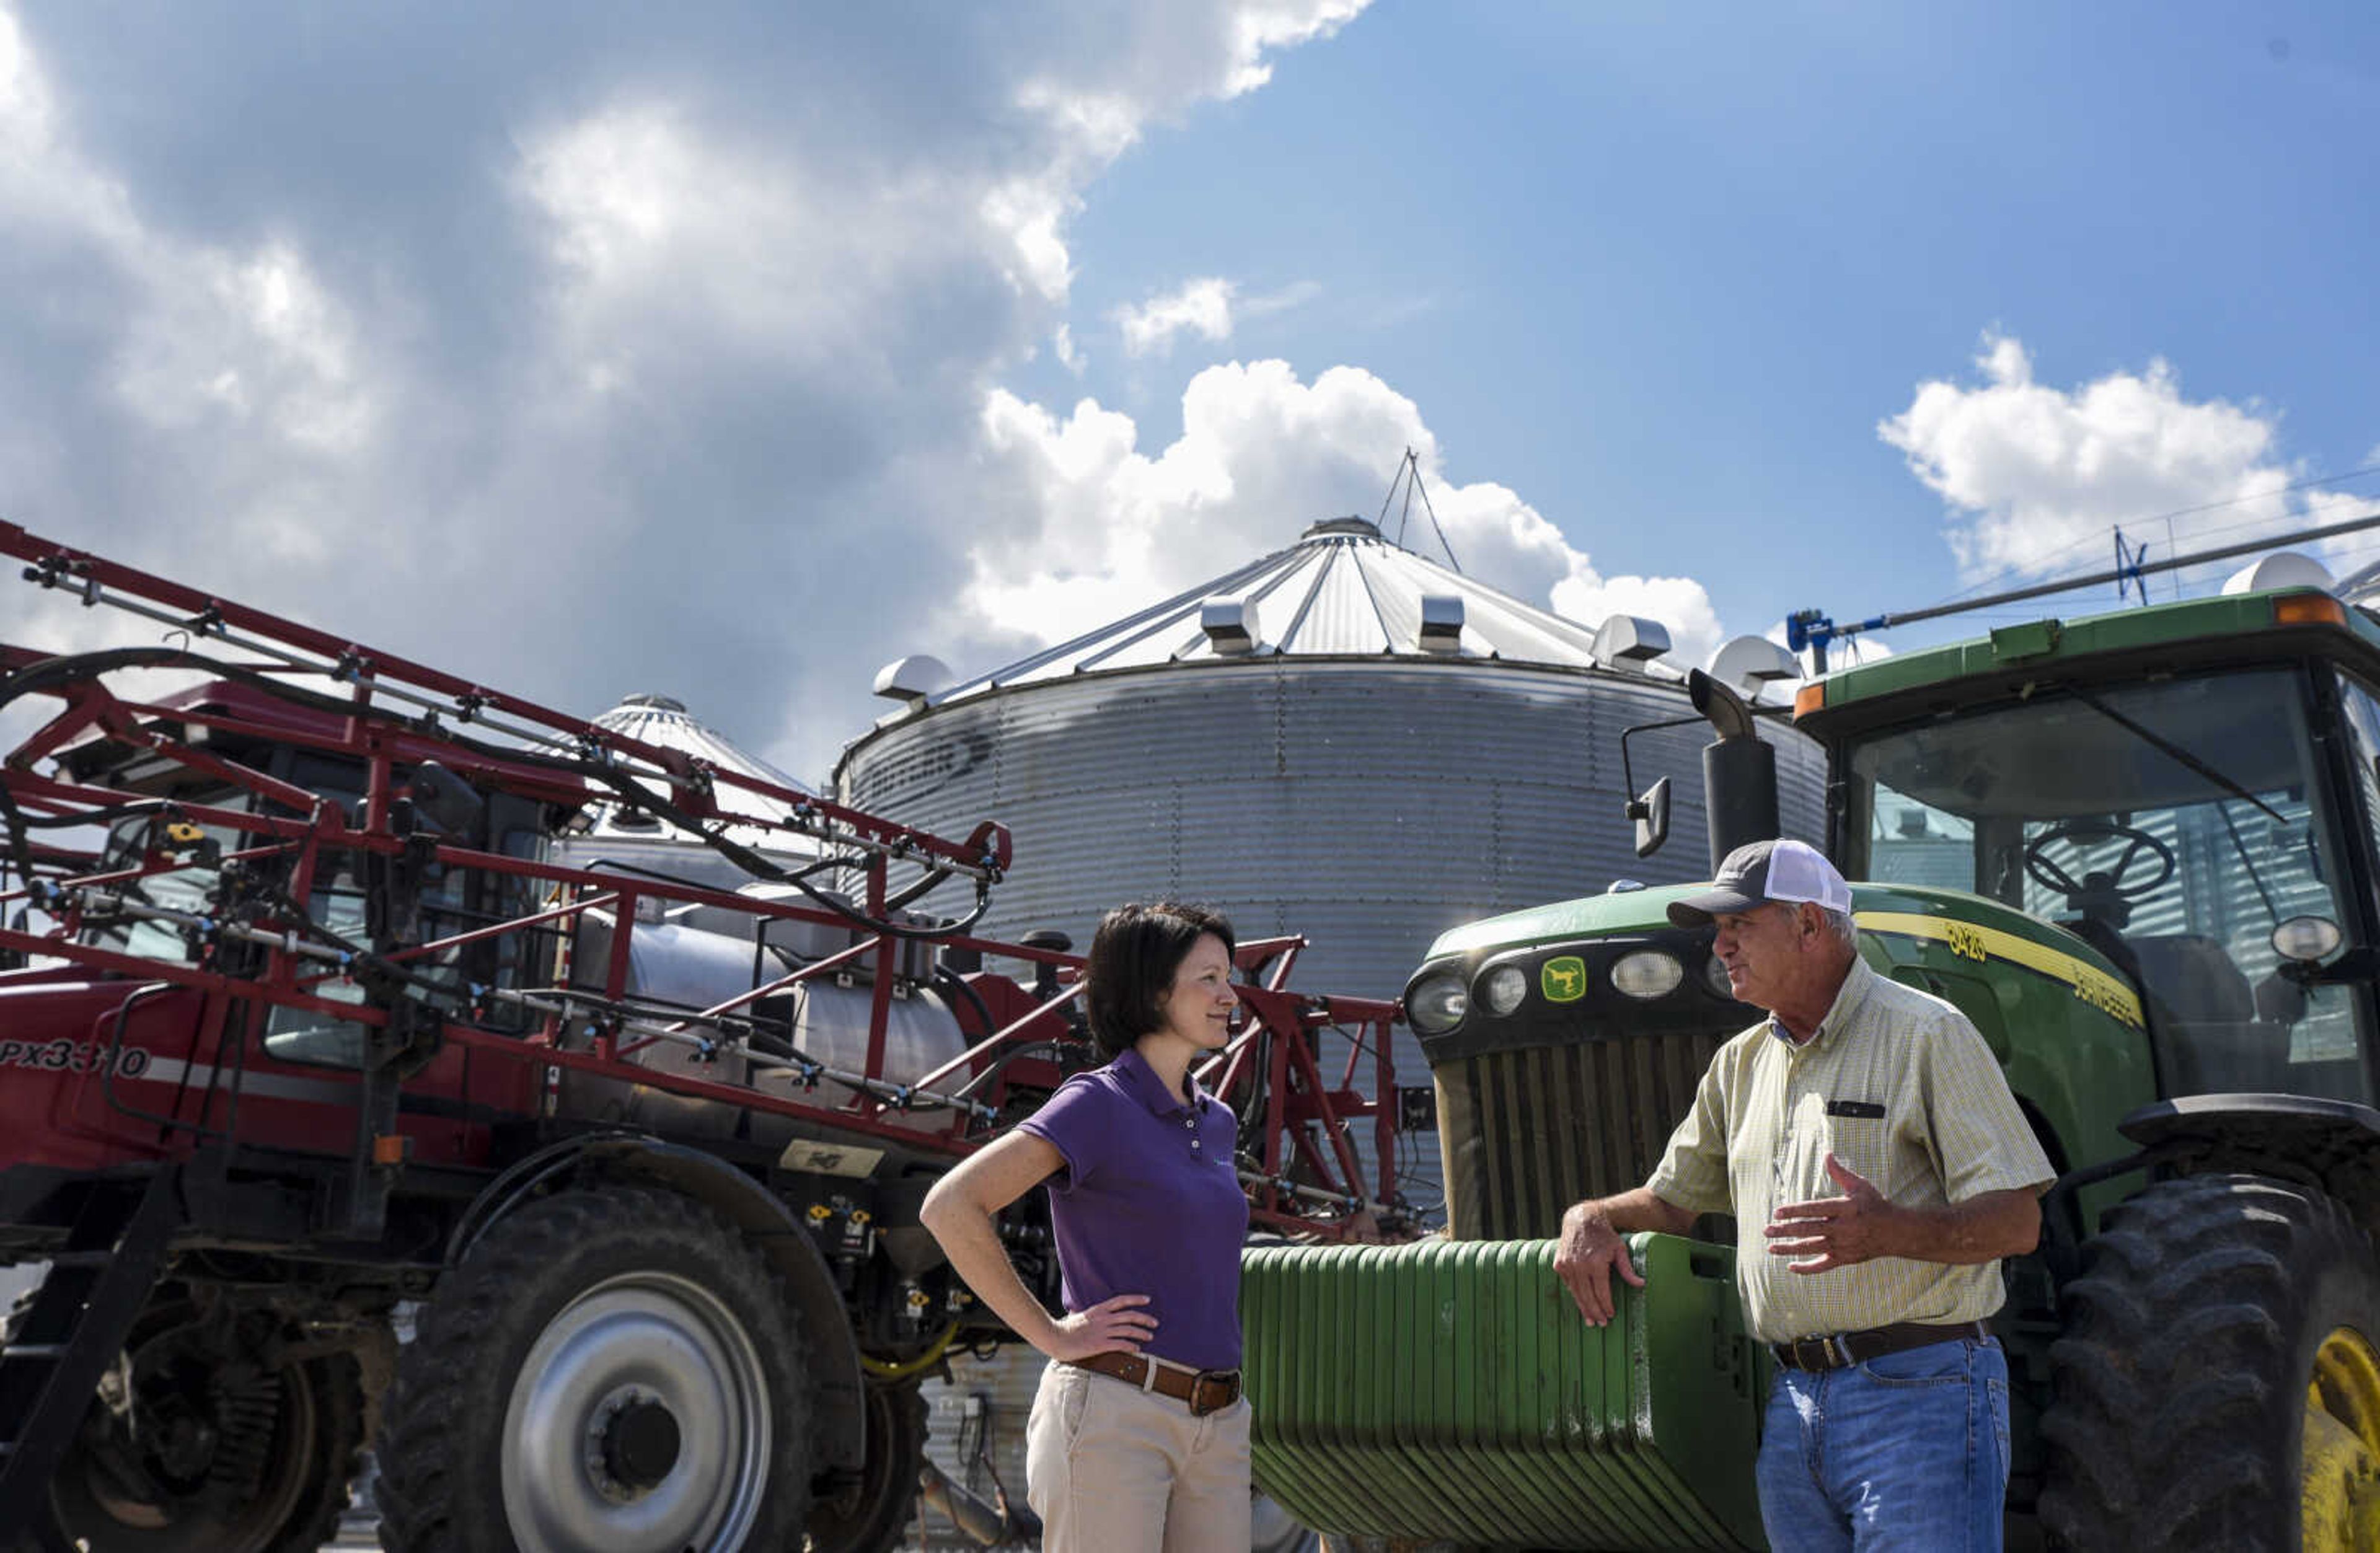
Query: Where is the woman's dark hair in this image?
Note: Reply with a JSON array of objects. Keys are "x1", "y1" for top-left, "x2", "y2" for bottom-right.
[{"x1": 1082, "y1": 901, "x2": 1236, "y2": 1058}]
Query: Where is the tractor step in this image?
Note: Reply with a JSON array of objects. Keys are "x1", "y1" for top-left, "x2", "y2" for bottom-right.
[{"x1": 0, "y1": 1167, "x2": 181, "y2": 1536}]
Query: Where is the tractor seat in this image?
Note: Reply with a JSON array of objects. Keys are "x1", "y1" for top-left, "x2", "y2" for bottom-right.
[
  {"x1": 2124, "y1": 933, "x2": 2285, "y2": 1094},
  {"x1": 2124, "y1": 933, "x2": 2256, "y2": 1024}
]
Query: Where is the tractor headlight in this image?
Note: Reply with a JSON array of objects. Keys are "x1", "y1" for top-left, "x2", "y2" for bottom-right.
[
  {"x1": 1610, "y1": 949, "x2": 1684, "y2": 1000},
  {"x1": 1480, "y1": 964, "x2": 1529, "y2": 1016},
  {"x1": 1408, "y1": 972, "x2": 1469, "y2": 1034}
]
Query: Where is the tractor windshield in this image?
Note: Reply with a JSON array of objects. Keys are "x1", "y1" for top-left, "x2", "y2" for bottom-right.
[{"x1": 1839, "y1": 666, "x2": 2370, "y2": 1104}]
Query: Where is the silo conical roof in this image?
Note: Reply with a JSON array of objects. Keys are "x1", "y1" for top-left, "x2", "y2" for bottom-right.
[
  {"x1": 594, "y1": 693, "x2": 812, "y2": 803},
  {"x1": 924, "y1": 517, "x2": 1616, "y2": 710},
  {"x1": 581, "y1": 693, "x2": 816, "y2": 857}
]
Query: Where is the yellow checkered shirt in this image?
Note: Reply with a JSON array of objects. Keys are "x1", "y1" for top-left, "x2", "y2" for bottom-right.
[{"x1": 1647, "y1": 953, "x2": 2055, "y2": 1344}]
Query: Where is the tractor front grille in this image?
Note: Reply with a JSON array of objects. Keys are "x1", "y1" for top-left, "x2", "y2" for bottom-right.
[{"x1": 1437, "y1": 1029, "x2": 1728, "y2": 1241}]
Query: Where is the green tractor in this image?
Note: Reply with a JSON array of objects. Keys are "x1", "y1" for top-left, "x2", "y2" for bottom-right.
[{"x1": 1245, "y1": 584, "x2": 2380, "y2": 1550}]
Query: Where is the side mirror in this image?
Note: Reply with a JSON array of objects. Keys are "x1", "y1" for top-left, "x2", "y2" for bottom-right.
[
  {"x1": 1626, "y1": 776, "x2": 1672, "y2": 860},
  {"x1": 2273, "y1": 915, "x2": 2343, "y2": 964},
  {"x1": 2272, "y1": 915, "x2": 2366, "y2": 994}
]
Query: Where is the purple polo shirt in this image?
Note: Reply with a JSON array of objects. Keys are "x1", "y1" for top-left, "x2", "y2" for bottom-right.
[{"x1": 1016, "y1": 1047, "x2": 1248, "y2": 1371}]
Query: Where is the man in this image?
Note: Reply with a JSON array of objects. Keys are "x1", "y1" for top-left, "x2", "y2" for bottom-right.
[{"x1": 1553, "y1": 838, "x2": 2053, "y2": 1552}]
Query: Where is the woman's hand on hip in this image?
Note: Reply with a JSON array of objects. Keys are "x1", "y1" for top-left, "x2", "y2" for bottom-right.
[{"x1": 1044, "y1": 1293, "x2": 1157, "y2": 1362}]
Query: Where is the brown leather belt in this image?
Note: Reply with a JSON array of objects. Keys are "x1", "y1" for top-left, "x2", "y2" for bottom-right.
[
  {"x1": 1069, "y1": 1351, "x2": 1243, "y2": 1416},
  {"x1": 1771, "y1": 1320, "x2": 1991, "y2": 1373}
]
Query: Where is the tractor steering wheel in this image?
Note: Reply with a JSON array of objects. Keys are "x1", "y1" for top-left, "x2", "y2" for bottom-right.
[{"x1": 2023, "y1": 820, "x2": 2177, "y2": 917}]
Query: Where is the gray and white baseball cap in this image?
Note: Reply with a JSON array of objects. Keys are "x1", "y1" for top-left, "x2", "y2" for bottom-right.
[{"x1": 1666, "y1": 838, "x2": 1851, "y2": 927}]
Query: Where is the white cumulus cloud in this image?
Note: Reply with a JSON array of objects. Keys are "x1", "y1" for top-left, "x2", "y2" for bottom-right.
[
  {"x1": 1879, "y1": 332, "x2": 2319, "y2": 584},
  {"x1": 0, "y1": 1, "x2": 1379, "y2": 782},
  {"x1": 961, "y1": 359, "x2": 1726, "y2": 667},
  {"x1": 1115, "y1": 277, "x2": 1238, "y2": 356}
]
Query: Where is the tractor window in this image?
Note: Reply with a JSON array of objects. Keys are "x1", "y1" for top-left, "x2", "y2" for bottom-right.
[
  {"x1": 80, "y1": 802, "x2": 248, "y2": 967},
  {"x1": 74, "y1": 754, "x2": 542, "y2": 1069},
  {"x1": 264, "y1": 793, "x2": 546, "y2": 1068},
  {"x1": 2332, "y1": 675, "x2": 2380, "y2": 891},
  {"x1": 1844, "y1": 668, "x2": 2369, "y2": 1104}
]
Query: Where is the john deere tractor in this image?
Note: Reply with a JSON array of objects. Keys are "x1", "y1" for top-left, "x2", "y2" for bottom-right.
[{"x1": 1245, "y1": 584, "x2": 2380, "y2": 1550}]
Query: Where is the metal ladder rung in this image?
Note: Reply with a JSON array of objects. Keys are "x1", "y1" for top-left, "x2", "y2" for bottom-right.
[{"x1": 1, "y1": 1345, "x2": 66, "y2": 1360}]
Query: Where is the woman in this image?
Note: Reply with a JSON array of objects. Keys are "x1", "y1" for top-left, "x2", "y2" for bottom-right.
[{"x1": 920, "y1": 901, "x2": 1252, "y2": 1553}]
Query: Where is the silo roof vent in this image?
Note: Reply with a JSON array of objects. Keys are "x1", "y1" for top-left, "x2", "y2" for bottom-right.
[
  {"x1": 1302, "y1": 516, "x2": 1383, "y2": 540},
  {"x1": 1590, "y1": 614, "x2": 1672, "y2": 674},
  {"x1": 1707, "y1": 635, "x2": 1804, "y2": 702},
  {"x1": 1201, "y1": 595, "x2": 1262, "y2": 656},
  {"x1": 1416, "y1": 594, "x2": 1465, "y2": 654},
  {"x1": 873, "y1": 654, "x2": 954, "y2": 703}
]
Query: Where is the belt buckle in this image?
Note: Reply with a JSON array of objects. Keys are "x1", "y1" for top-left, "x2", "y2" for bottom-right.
[{"x1": 1189, "y1": 1368, "x2": 1237, "y2": 1417}]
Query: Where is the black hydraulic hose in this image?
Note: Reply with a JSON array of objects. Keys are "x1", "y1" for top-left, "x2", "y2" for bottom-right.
[
  {"x1": 0, "y1": 786, "x2": 172, "y2": 899},
  {"x1": 7, "y1": 799, "x2": 183, "y2": 829},
  {"x1": 0, "y1": 777, "x2": 37, "y2": 897},
  {"x1": 575, "y1": 855, "x2": 738, "y2": 894},
  {"x1": 933, "y1": 963, "x2": 998, "y2": 1048},
  {"x1": 949, "y1": 1040, "x2": 1068, "y2": 1104},
  {"x1": 566, "y1": 758, "x2": 993, "y2": 942}
]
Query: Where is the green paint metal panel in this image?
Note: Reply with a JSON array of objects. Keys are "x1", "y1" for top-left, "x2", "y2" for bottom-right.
[
  {"x1": 1244, "y1": 1234, "x2": 1766, "y2": 1551},
  {"x1": 1427, "y1": 884, "x2": 1703, "y2": 960},
  {"x1": 1805, "y1": 587, "x2": 2380, "y2": 718}
]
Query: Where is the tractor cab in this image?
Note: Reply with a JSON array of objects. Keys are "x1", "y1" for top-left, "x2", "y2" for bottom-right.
[
  {"x1": 1832, "y1": 659, "x2": 2373, "y2": 1104},
  {"x1": 1791, "y1": 589, "x2": 2380, "y2": 1118},
  {"x1": 48, "y1": 679, "x2": 558, "y2": 1063}
]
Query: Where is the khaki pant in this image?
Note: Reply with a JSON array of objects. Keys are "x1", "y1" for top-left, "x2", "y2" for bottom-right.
[{"x1": 1025, "y1": 1358, "x2": 1253, "y2": 1553}]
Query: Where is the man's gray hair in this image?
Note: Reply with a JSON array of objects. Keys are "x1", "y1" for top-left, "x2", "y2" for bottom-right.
[{"x1": 1817, "y1": 906, "x2": 1858, "y2": 946}]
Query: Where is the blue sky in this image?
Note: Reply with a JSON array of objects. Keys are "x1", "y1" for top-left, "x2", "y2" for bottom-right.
[
  {"x1": 1033, "y1": 3, "x2": 2380, "y2": 649},
  {"x1": 2, "y1": 2, "x2": 2376, "y2": 774}
]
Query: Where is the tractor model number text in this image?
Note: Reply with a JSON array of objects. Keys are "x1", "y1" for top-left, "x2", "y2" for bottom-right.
[
  {"x1": 0, "y1": 1039, "x2": 152, "y2": 1078},
  {"x1": 1942, "y1": 923, "x2": 1989, "y2": 964}
]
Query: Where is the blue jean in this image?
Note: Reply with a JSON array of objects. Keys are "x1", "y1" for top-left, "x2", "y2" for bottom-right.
[{"x1": 1755, "y1": 1335, "x2": 2011, "y2": 1552}]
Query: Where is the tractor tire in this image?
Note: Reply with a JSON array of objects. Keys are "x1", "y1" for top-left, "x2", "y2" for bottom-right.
[
  {"x1": 805, "y1": 1381, "x2": 927, "y2": 1553},
  {"x1": 374, "y1": 1185, "x2": 810, "y2": 1553},
  {"x1": 2038, "y1": 1172, "x2": 2380, "y2": 1551},
  {"x1": 11, "y1": 1286, "x2": 368, "y2": 1553}
]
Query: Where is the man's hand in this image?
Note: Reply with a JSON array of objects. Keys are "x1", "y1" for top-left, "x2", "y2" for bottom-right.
[
  {"x1": 1042, "y1": 1293, "x2": 1157, "y2": 1362},
  {"x1": 1554, "y1": 1201, "x2": 1644, "y2": 1326},
  {"x1": 1764, "y1": 1153, "x2": 1905, "y2": 1274}
]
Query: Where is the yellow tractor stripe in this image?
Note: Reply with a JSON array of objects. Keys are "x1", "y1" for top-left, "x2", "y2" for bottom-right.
[{"x1": 1856, "y1": 910, "x2": 2145, "y2": 1030}]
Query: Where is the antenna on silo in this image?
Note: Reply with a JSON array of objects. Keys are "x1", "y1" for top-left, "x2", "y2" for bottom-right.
[{"x1": 1377, "y1": 448, "x2": 1462, "y2": 574}]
